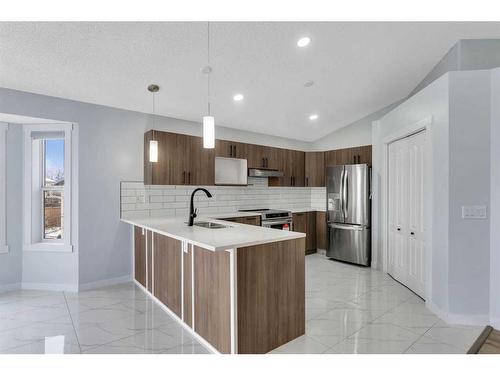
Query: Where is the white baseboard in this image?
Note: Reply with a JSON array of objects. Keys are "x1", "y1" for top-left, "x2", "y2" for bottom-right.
[
  {"x1": 21, "y1": 282, "x2": 79, "y2": 292},
  {"x1": 427, "y1": 300, "x2": 488, "y2": 326},
  {"x1": 78, "y1": 274, "x2": 132, "y2": 291},
  {"x1": 0, "y1": 282, "x2": 21, "y2": 293}
]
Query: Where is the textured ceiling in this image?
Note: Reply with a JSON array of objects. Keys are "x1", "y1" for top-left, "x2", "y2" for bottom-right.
[{"x1": 1, "y1": 22, "x2": 500, "y2": 141}]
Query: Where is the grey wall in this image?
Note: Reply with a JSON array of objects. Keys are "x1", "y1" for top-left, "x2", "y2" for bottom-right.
[
  {"x1": 0, "y1": 87, "x2": 311, "y2": 288},
  {"x1": 448, "y1": 71, "x2": 491, "y2": 318},
  {"x1": 0, "y1": 126, "x2": 23, "y2": 288},
  {"x1": 490, "y1": 67, "x2": 500, "y2": 328},
  {"x1": 410, "y1": 39, "x2": 500, "y2": 97}
]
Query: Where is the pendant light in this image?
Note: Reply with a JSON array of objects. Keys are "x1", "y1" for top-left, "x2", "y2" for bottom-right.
[
  {"x1": 202, "y1": 22, "x2": 215, "y2": 149},
  {"x1": 148, "y1": 84, "x2": 160, "y2": 162}
]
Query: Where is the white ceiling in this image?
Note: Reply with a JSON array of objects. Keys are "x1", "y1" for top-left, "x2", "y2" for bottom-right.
[{"x1": 1, "y1": 22, "x2": 500, "y2": 142}]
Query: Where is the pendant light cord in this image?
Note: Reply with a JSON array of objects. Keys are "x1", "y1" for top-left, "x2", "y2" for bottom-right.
[{"x1": 207, "y1": 21, "x2": 211, "y2": 116}]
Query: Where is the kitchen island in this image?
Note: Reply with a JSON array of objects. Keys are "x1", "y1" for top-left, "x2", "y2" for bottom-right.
[{"x1": 122, "y1": 216, "x2": 306, "y2": 354}]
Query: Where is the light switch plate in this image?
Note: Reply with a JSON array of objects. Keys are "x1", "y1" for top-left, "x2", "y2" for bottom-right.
[{"x1": 461, "y1": 205, "x2": 487, "y2": 219}]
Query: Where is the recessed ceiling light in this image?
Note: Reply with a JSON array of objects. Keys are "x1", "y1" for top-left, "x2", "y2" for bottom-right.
[
  {"x1": 233, "y1": 93, "x2": 244, "y2": 102},
  {"x1": 297, "y1": 37, "x2": 311, "y2": 47},
  {"x1": 304, "y1": 80, "x2": 314, "y2": 87},
  {"x1": 309, "y1": 114, "x2": 318, "y2": 121}
]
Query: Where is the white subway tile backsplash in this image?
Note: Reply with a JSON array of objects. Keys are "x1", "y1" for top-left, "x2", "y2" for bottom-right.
[{"x1": 120, "y1": 179, "x2": 327, "y2": 218}]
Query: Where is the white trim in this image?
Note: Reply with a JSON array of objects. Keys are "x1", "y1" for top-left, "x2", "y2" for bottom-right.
[
  {"x1": 78, "y1": 274, "x2": 133, "y2": 291},
  {"x1": 22, "y1": 123, "x2": 75, "y2": 252},
  {"x1": 151, "y1": 231, "x2": 155, "y2": 295},
  {"x1": 379, "y1": 116, "x2": 433, "y2": 302},
  {"x1": 229, "y1": 248, "x2": 238, "y2": 354},
  {"x1": 0, "y1": 123, "x2": 7, "y2": 253},
  {"x1": 145, "y1": 229, "x2": 149, "y2": 290},
  {"x1": 427, "y1": 300, "x2": 487, "y2": 327},
  {"x1": 0, "y1": 282, "x2": 21, "y2": 293},
  {"x1": 21, "y1": 282, "x2": 78, "y2": 292},
  {"x1": 134, "y1": 279, "x2": 219, "y2": 354}
]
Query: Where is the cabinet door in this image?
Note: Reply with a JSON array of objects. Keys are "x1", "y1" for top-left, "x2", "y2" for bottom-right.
[
  {"x1": 187, "y1": 135, "x2": 215, "y2": 185},
  {"x1": 306, "y1": 211, "x2": 317, "y2": 253},
  {"x1": 153, "y1": 234, "x2": 182, "y2": 317},
  {"x1": 293, "y1": 212, "x2": 307, "y2": 233},
  {"x1": 134, "y1": 226, "x2": 146, "y2": 288},
  {"x1": 144, "y1": 131, "x2": 189, "y2": 185},
  {"x1": 147, "y1": 230, "x2": 153, "y2": 292},
  {"x1": 305, "y1": 152, "x2": 325, "y2": 187},
  {"x1": 246, "y1": 144, "x2": 265, "y2": 168},
  {"x1": 292, "y1": 151, "x2": 305, "y2": 187},
  {"x1": 360, "y1": 145, "x2": 372, "y2": 165},
  {"x1": 316, "y1": 211, "x2": 327, "y2": 250},
  {"x1": 324, "y1": 150, "x2": 339, "y2": 168},
  {"x1": 215, "y1": 140, "x2": 232, "y2": 158}
]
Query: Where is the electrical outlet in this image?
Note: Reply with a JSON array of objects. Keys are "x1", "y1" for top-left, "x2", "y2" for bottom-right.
[{"x1": 461, "y1": 205, "x2": 487, "y2": 219}]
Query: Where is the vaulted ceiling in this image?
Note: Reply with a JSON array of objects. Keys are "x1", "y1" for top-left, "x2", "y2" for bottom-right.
[{"x1": 1, "y1": 22, "x2": 500, "y2": 141}]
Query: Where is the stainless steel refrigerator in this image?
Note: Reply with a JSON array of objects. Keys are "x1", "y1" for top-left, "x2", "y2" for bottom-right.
[{"x1": 326, "y1": 164, "x2": 371, "y2": 266}]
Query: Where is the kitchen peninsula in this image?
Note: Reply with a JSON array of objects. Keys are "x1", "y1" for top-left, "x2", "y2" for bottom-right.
[{"x1": 122, "y1": 216, "x2": 306, "y2": 354}]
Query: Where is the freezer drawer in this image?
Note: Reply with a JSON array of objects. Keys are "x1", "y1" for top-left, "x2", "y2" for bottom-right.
[{"x1": 327, "y1": 223, "x2": 371, "y2": 266}]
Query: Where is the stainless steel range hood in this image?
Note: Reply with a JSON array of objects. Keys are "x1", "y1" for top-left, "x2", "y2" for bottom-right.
[{"x1": 248, "y1": 168, "x2": 284, "y2": 178}]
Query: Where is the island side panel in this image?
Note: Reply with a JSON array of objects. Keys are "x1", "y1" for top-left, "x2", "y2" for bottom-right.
[
  {"x1": 153, "y1": 234, "x2": 182, "y2": 318},
  {"x1": 237, "y1": 238, "x2": 306, "y2": 354},
  {"x1": 193, "y1": 245, "x2": 231, "y2": 354},
  {"x1": 147, "y1": 230, "x2": 153, "y2": 292},
  {"x1": 134, "y1": 226, "x2": 146, "y2": 288},
  {"x1": 183, "y1": 246, "x2": 193, "y2": 327}
]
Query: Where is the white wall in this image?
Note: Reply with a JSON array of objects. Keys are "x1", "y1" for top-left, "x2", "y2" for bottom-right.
[
  {"x1": 311, "y1": 102, "x2": 401, "y2": 151},
  {"x1": 373, "y1": 74, "x2": 450, "y2": 313},
  {"x1": 490, "y1": 67, "x2": 500, "y2": 328}
]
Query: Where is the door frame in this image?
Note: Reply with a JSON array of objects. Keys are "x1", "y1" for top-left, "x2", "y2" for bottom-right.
[{"x1": 380, "y1": 116, "x2": 433, "y2": 301}]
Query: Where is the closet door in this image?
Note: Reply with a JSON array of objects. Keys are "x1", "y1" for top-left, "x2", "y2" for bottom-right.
[
  {"x1": 387, "y1": 130, "x2": 426, "y2": 299},
  {"x1": 406, "y1": 131, "x2": 426, "y2": 297}
]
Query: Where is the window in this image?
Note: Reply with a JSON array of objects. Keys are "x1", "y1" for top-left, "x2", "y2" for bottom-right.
[{"x1": 23, "y1": 124, "x2": 73, "y2": 252}]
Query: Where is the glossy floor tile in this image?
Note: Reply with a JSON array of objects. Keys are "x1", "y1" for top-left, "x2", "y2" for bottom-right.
[
  {"x1": 0, "y1": 253, "x2": 484, "y2": 354},
  {"x1": 0, "y1": 283, "x2": 205, "y2": 354},
  {"x1": 270, "y1": 253, "x2": 484, "y2": 354}
]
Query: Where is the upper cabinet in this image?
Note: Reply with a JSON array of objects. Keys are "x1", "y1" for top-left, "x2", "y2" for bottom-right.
[
  {"x1": 325, "y1": 145, "x2": 372, "y2": 168},
  {"x1": 269, "y1": 149, "x2": 305, "y2": 187},
  {"x1": 144, "y1": 130, "x2": 214, "y2": 185},
  {"x1": 305, "y1": 152, "x2": 325, "y2": 187},
  {"x1": 215, "y1": 139, "x2": 247, "y2": 159}
]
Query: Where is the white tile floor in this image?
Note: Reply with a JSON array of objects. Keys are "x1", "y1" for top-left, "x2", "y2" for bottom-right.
[{"x1": 0, "y1": 253, "x2": 484, "y2": 354}]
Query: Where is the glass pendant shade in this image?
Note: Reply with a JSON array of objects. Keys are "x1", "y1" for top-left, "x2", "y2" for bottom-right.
[
  {"x1": 149, "y1": 140, "x2": 158, "y2": 162},
  {"x1": 203, "y1": 116, "x2": 215, "y2": 149}
]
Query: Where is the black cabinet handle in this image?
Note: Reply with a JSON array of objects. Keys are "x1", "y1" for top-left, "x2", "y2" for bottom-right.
[
  {"x1": 182, "y1": 171, "x2": 186, "y2": 184},
  {"x1": 411, "y1": 231, "x2": 415, "y2": 235},
  {"x1": 230, "y1": 145, "x2": 234, "y2": 157},
  {"x1": 266, "y1": 158, "x2": 269, "y2": 168},
  {"x1": 188, "y1": 172, "x2": 191, "y2": 184},
  {"x1": 234, "y1": 145, "x2": 236, "y2": 157},
  {"x1": 306, "y1": 177, "x2": 309, "y2": 186}
]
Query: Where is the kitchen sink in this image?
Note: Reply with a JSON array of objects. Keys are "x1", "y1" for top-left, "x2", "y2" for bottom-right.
[{"x1": 192, "y1": 221, "x2": 229, "y2": 229}]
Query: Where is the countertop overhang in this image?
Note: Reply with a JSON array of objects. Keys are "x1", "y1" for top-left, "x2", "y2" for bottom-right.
[{"x1": 121, "y1": 216, "x2": 305, "y2": 252}]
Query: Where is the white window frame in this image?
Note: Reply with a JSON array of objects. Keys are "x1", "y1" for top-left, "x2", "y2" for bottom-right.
[
  {"x1": 0, "y1": 122, "x2": 7, "y2": 254},
  {"x1": 23, "y1": 123, "x2": 73, "y2": 252}
]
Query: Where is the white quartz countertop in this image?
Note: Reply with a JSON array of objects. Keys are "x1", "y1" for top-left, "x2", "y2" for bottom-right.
[
  {"x1": 288, "y1": 207, "x2": 326, "y2": 213},
  {"x1": 121, "y1": 216, "x2": 305, "y2": 252}
]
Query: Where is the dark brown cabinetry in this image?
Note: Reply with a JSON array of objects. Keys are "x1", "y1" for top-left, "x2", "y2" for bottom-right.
[
  {"x1": 269, "y1": 149, "x2": 305, "y2": 187},
  {"x1": 316, "y1": 211, "x2": 327, "y2": 250},
  {"x1": 145, "y1": 130, "x2": 215, "y2": 185},
  {"x1": 305, "y1": 152, "x2": 325, "y2": 187},
  {"x1": 325, "y1": 145, "x2": 372, "y2": 168},
  {"x1": 216, "y1": 139, "x2": 247, "y2": 159},
  {"x1": 219, "y1": 215, "x2": 261, "y2": 226},
  {"x1": 134, "y1": 226, "x2": 146, "y2": 288},
  {"x1": 292, "y1": 211, "x2": 316, "y2": 254},
  {"x1": 153, "y1": 234, "x2": 182, "y2": 317}
]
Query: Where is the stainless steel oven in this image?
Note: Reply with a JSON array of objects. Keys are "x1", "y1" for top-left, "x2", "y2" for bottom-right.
[{"x1": 238, "y1": 208, "x2": 293, "y2": 231}]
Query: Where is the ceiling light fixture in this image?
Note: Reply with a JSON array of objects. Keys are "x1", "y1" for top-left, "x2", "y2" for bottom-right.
[
  {"x1": 233, "y1": 93, "x2": 244, "y2": 102},
  {"x1": 202, "y1": 22, "x2": 215, "y2": 149},
  {"x1": 309, "y1": 114, "x2": 319, "y2": 121},
  {"x1": 148, "y1": 84, "x2": 160, "y2": 163},
  {"x1": 297, "y1": 37, "x2": 311, "y2": 47}
]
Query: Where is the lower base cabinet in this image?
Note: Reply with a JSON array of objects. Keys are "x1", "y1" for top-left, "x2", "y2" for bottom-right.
[
  {"x1": 293, "y1": 211, "x2": 318, "y2": 254},
  {"x1": 133, "y1": 226, "x2": 305, "y2": 354}
]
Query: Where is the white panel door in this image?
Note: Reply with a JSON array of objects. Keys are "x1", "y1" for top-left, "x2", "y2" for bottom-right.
[{"x1": 387, "y1": 130, "x2": 426, "y2": 298}]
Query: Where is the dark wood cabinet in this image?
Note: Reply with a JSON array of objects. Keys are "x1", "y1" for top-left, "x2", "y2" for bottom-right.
[
  {"x1": 216, "y1": 139, "x2": 247, "y2": 159},
  {"x1": 134, "y1": 226, "x2": 146, "y2": 288},
  {"x1": 144, "y1": 130, "x2": 214, "y2": 185},
  {"x1": 293, "y1": 211, "x2": 319, "y2": 254},
  {"x1": 305, "y1": 152, "x2": 325, "y2": 187},
  {"x1": 269, "y1": 149, "x2": 305, "y2": 187},
  {"x1": 153, "y1": 234, "x2": 182, "y2": 318},
  {"x1": 316, "y1": 211, "x2": 327, "y2": 250},
  {"x1": 219, "y1": 215, "x2": 261, "y2": 226},
  {"x1": 325, "y1": 145, "x2": 372, "y2": 168}
]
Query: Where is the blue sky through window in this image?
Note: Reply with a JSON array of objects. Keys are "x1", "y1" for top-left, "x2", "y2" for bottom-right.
[{"x1": 45, "y1": 139, "x2": 64, "y2": 183}]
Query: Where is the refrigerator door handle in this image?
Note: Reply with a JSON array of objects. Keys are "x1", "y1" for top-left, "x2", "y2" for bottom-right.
[
  {"x1": 344, "y1": 170, "x2": 349, "y2": 217},
  {"x1": 329, "y1": 223, "x2": 365, "y2": 231},
  {"x1": 339, "y1": 168, "x2": 345, "y2": 220}
]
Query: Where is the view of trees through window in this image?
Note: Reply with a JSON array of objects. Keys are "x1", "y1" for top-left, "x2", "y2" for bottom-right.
[{"x1": 42, "y1": 139, "x2": 64, "y2": 240}]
